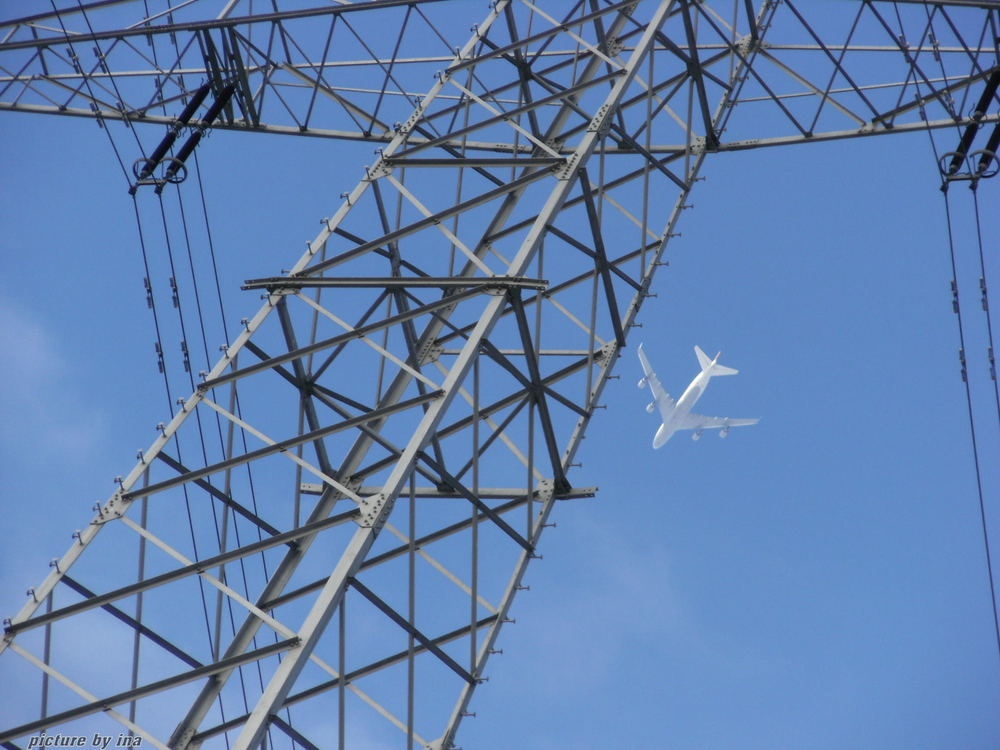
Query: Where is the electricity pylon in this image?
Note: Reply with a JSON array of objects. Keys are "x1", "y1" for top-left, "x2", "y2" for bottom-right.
[{"x1": 1, "y1": 1, "x2": 997, "y2": 748}]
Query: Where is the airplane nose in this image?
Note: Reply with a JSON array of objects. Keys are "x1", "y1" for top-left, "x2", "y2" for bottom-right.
[{"x1": 653, "y1": 424, "x2": 670, "y2": 449}]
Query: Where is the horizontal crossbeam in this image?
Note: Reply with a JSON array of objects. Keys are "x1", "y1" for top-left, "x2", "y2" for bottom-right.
[
  {"x1": 122, "y1": 392, "x2": 442, "y2": 501},
  {"x1": 242, "y1": 276, "x2": 548, "y2": 291}
]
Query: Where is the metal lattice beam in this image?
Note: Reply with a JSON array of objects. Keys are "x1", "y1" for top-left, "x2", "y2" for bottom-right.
[{"x1": 2, "y1": 1, "x2": 999, "y2": 749}]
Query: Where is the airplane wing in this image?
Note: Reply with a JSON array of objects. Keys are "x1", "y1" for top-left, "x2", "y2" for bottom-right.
[
  {"x1": 679, "y1": 414, "x2": 759, "y2": 430},
  {"x1": 637, "y1": 344, "x2": 676, "y2": 420}
]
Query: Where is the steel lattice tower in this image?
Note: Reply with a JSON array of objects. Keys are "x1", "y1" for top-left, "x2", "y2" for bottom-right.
[{"x1": 1, "y1": 1, "x2": 998, "y2": 748}]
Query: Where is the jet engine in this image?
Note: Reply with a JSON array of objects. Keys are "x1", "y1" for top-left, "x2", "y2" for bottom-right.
[
  {"x1": 720, "y1": 426, "x2": 729, "y2": 438},
  {"x1": 638, "y1": 377, "x2": 647, "y2": 389},
  {"x1": 646, "y1": 402, "x2": 655, "y2": 413},
  {"x1": 692, "y1": 429, "x2": 703, "y2": 441}
]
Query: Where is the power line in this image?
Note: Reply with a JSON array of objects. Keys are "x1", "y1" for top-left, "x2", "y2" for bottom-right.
[
  {"x1": 940, "y1": 184, "x2": 1000, "y2": 665},
  {"x1": 48, "y1": 0, "x2": 131, "y2": 185},
  {"x1": 922, "y1": 37, "x2": 1000, "y2": 662},
  {"x1": 969, "y1": 186, "x2": 1000, "y2": 426}
]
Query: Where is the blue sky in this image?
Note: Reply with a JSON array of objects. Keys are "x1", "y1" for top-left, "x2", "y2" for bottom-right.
[{"x1": 3, "y1": 5, "x2": 1000, "y2": 749}]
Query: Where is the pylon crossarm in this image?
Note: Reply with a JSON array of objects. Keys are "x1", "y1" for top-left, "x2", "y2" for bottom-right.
[{"x1": 2, "y1": 0, "x2": 996, "y2": 152}]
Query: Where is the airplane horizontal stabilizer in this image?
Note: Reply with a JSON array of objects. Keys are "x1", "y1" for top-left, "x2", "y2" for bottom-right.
[
  {"x1": 695, "y1": 345, "x2": 738, "y2": 376},
  {"x1": 709, "y1": 363, "x2": 739, "y2": 376}
]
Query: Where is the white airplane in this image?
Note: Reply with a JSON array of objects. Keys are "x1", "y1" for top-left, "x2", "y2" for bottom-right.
[{"x1": 638, "y1": 344, "x2": 759, "y2": 448}]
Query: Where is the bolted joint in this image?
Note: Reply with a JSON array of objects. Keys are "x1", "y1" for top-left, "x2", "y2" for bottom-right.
[
  {"x1": 419, "y1": 340, "x2": 444, "y2": 366},
  {"x1": 594, "y1": 340, "x2": 617, "y2": 363},
  {"x1": 366, "y1": 156, "x2": 394, "y2": 180},
  {"x1": 94, "y1": 490, "x2": 128, "y2": 524},
  {"x1": 400, "y1": 105, "x2": 426, "y2": 136},
  {"x1": 534, "y1": 478, "x2": 556, "y2": 504},
  {"x1": 171, "y1": 727, "x2": 198, "y2": 750},
  {"x1": 553, "y1": 153, "x2": 581, "y2": 180},
  {"x1": 355, "y1": 492, "x2": 394, "y2": 533},
  {"x1": 604, "y1": 35, "x2": 625, "y2": 57},
  {"x1": 586, "y1": 103, "x2": 612, "y2": 133},
  {"x1": 735, "y1": 33, "x2": 756, "y2": 57}
]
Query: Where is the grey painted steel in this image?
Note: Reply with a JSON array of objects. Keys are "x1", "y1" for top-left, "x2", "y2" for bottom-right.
[{"x1": 1, "y1": 1, "x2": 999, "y2": 749}]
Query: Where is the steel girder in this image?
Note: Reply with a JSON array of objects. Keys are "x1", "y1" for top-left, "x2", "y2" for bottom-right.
[
  {"x1": 1, "y1": 1, "x2": 998, "y2": 153},
  {"x1": 1, "y1": 1, "x2": 999, "y2": 749}
]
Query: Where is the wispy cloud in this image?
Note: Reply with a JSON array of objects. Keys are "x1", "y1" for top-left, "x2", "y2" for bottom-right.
[
  {"x1": 0, "y1": 294, "x2": 113, "y2": 660},
  {"x1": 508, "y1": 515, "x2": 714, "y2": 701},
  {"x1": 0, "y1": 295, "x2": 108, "y2": 464}
]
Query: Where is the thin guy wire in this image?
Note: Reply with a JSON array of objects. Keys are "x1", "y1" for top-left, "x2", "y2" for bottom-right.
[
  {"x1": 970, "y1": 186, "x2": 1000, "y2": 429},
  {"x1": 173, "y1": 184, "x2": 229, "y2": 452},
  {"x1": 941, "y1": 186, "x2": 1000, "y2": 665},
  {"x1": 132, "y1": 196, "x2": 176, "y2": 412},
  {"x1": 169, "y1": 183, "x2": 244, "y2": 716},
  {"x1": 156, "y1": 192, "x2": 221, "y2": 656},
  {"x1": 172, "y1": 137, "x2": 277, "y2": 707},
  {"x1": 163, "y1": 175, "x2": 271, "y2": 717},
  {"x1": 173, "y1": 85, "x2": 253, "y2": 732},
  {"x1": 163, "y1": 177, "x2": 273, "y2": 702}
]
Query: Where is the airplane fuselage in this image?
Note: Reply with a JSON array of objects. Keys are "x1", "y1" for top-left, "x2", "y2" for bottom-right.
[
  {"x1": 640, "y1": 344, "x2": 758, "y2": 449},
  {"x1": 653, "y1": 370, "x2": 709, "y2": 447}
]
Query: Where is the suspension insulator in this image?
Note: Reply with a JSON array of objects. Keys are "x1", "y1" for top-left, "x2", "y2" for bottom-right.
[
  {"x1": 974, "y1": 122, "x2": 1000, "y2": 178},
  {"x1": 135, "y1": 83, "x2": 213, "y2": 182}
]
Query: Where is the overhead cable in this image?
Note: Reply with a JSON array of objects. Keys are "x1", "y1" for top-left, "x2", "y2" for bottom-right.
[{"x1": 940, "y1": 185, "x2": 1000, "y2": 665}]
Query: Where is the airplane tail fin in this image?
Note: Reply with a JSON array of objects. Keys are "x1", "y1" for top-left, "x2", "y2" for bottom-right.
[{"x1": 695, "y1": 345, "x2": 739, "y2": 376}]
